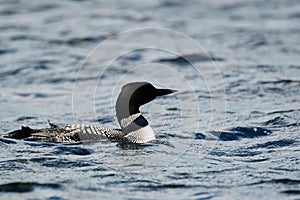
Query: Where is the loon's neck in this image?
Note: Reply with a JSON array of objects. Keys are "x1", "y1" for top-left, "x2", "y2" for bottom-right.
[
  {"x1": 118, "y1": 113, "x2": 147, "y2": 133},
  {"x1": 117, "y1": 112, "x2": 155, "y2": 143},
  {"x1": 115, "y1": 90, "x2": 144, "y2": 133}
]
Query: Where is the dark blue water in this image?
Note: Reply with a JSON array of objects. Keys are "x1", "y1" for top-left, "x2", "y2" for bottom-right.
[{"x1": 0, "y1": 0, "x2": 299, "y2": 199}]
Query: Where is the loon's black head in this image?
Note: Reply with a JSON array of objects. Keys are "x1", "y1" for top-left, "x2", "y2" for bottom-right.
[
  {"x1": 116, "y1": 82, "x2": 176, "y2": 121},
  {"x1": 115, "y1": 82, "x2": 176, "y2": 142}
]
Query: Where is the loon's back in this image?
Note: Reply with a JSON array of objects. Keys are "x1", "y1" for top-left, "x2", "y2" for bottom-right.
[{"x1": 5, "y1": 122, "x2": 125, "y2": 143}]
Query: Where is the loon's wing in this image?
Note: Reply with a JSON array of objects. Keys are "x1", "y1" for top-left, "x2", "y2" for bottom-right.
[
  {"x1": 62, "y1": 124, "x2": 125, "y2": 142},
  {"x1": 4, "y1": 122, "x2": 124, "y2": 143}
]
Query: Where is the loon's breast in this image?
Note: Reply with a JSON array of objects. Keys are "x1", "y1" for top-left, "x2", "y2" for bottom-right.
[{"x1": 124, "y1": 125, "x2": 155, "y2": 144}]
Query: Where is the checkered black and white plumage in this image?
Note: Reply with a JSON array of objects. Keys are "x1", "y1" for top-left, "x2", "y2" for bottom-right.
[{"x1": 6, "y1": 122, "x2": 125, "y2": 143}]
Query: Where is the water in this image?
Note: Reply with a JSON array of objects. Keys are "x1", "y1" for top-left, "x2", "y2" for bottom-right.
[{"x1": 0, "y1": 0, "x2": 299, "y2": 199}]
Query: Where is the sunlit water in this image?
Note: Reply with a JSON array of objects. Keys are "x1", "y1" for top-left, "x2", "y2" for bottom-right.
[{"x1": 0, "y1": 0, "x2": 299, "y2": 199}]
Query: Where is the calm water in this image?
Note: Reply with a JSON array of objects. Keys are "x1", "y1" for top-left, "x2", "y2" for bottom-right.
[{"x1": 0, "y1": 0, "x2": 299, "y2": 199}]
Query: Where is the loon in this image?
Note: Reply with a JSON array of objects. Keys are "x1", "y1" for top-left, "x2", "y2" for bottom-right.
[{"x1": 5, "y1": 82, "x2": 176, "y2": 144}]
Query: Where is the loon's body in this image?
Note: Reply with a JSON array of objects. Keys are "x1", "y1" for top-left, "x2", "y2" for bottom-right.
[{"x1": 5, "y1": 82, "x2": 176, "y2": 144}]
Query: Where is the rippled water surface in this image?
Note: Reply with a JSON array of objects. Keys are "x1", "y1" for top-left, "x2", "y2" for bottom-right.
[{"x1": 0, "y1": 0, "x2": 299, "y2": 199}]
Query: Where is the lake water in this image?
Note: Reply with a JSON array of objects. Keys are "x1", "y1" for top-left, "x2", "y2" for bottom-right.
[{"x1": 0, "y1": 0, "x2": 299, "y2": 199}]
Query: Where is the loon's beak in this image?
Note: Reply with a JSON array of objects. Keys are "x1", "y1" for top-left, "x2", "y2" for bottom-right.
[{"x1": 156, "y1": 88, "x2": 177, "y2": 97}]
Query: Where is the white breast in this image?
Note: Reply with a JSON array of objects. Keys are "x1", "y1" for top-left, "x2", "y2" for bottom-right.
[{"x1": 124, "y1": 125, "x2": 155, "y2": 143}]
